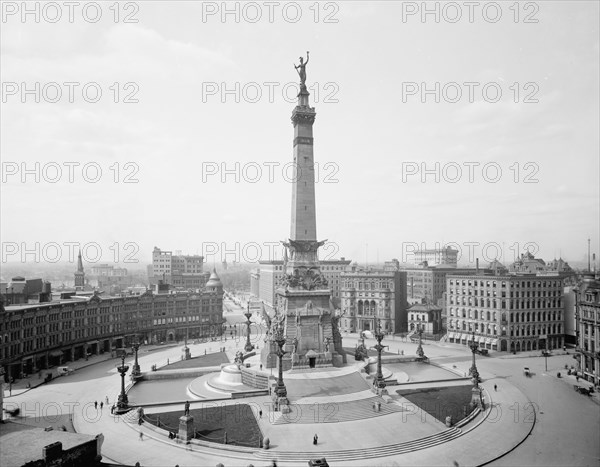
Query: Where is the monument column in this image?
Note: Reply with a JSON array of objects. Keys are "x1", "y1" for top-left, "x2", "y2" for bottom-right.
[
  {"x1": 290, "y1": 87, "x2": 317, "y2": 242},
  {"x1": 260, "y1": 52, "x2": 346, "y2": 372}
]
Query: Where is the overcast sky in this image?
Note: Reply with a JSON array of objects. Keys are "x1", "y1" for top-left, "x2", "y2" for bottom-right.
[{"x1": 1, "y1": 1, "x2": 598, "y2": 268}]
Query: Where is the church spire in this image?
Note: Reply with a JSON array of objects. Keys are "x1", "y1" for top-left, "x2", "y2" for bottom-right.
[
  {"x1": 74, "y1": 249, "x2": 85, "y2": 290},
  {"x1": 77, "y1": 249, "x2": 84, "y2": 272}
]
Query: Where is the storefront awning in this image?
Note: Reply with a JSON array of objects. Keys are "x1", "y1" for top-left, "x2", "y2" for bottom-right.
[
  {"x1": 485, "y1": 338, "x2": 492, "y2": 344},
  {"x1": 478, "y1": 336, "x2": 486, "y2": 344},
  {"x1": 491, "y1": 339, "x2": 498, "y2": 346},
  {"x1": 49, "y1": 350, "x2": 63, "y2": 357}
]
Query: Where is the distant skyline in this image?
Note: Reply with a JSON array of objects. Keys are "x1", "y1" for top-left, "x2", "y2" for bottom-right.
[{"x1": 2, "y1": 2, "x2": 598, "y2": 268}]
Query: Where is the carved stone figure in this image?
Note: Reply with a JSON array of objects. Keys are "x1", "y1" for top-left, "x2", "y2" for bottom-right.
[
  {"x1": 184, "y1": 401, "x2": 190, "y2": 416},
  {"x1": 234, "y1": 351, "x2": 244, "y2": 366},
  {"x1": 355, "y1": 343, "x2": 368, "y2": 361}
]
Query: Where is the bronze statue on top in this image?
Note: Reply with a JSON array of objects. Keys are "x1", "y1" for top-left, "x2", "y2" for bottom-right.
[{"x1": 294, "y1": 51, "x2": 310, "y2": 90}]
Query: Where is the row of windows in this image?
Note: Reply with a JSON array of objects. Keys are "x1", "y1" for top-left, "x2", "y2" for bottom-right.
[
  {"x1": 448, "y1": 309, "x2": 563, "y2": 322},
  {"x1": 449, "y1": 278, "x2": 562, "y2": 288}
]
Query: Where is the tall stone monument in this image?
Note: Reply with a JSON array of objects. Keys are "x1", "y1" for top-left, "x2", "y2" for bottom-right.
[{"x1": 261, "y1": 52, "x2": 345, "y2": 371}]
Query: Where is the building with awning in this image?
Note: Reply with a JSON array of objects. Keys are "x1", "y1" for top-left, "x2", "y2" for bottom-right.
[
  {"x1": 0, "y1": 284, "x2": 224, "y2": 381},
  {"x1": 445, "y1": 272, "x2": 566, "y2": 353}
]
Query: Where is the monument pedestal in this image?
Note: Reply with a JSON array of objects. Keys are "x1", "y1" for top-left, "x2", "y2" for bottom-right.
[
  {"x1": 470, "y1": 386, "x2": 483, "y2": 409},
  {"x1": 178, "y1": 415, "x2": 194, "y2": 443},
  {"x1": 278, "y1": 397, "x2": 291, "y2": 414}
]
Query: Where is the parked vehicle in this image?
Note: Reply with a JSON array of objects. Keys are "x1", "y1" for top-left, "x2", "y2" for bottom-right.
[
  {"x1": 57, "y1": 366, "x2": 74, "y2": 376},
  {"x1": 574, "y1": 385, "x2": 593, "y2": 396},
  {"x1": 476, "y1": 349, "x2": 489, "y2": 356},
  {"x1": 524, "y1": 367, "x2": 531, "y2": 377},
  {"x1": 541, "y1": 350, "x2": 551, "y2": 357}
]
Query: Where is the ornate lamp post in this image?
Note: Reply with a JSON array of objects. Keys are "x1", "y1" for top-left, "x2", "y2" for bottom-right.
[
  {"x1": 244, "y1": 303, "x2": 255, "y2": 353},
  {"x1": 115, "y1": 355, "x2": 130, "y2": 414},
  {"x1": 373, "y1": 318, "x2": 387, "y2": 390},
  {"x1": 468, "y1": 330, "x2": 484, "y2": 410},
  {"x1": 271, "y1": 317, "x2": 289, "y2": 412},
  {"x1": 468, "y1": 331, "x2": 480, "y2": 384},
  {"x1": 131, "y1": 337, "x2": 141, "y2": 380},
  {"x1": 274, "y1": 334, "x2": 287, "y2": 400},
  {"x1": 416, "y1": 325, "x2": 425, "y2": 358}
]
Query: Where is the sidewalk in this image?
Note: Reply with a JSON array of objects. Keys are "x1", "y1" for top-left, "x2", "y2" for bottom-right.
[{"x1": 2, "y1": 352, "x2": 115, "y2": 398}]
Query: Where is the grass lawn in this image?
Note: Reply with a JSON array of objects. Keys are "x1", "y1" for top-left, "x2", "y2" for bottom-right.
[
  {"x1": 396, "y1": 385, "x2": 474, "y2": 423},
  {"x1": 158, "y1": 351, "x2": 230, "y2": 370},
  {"x1": 145, "y1": 403, "x2": 261, "y2": 447}
]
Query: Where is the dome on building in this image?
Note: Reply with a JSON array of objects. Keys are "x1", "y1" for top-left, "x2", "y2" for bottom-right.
[{"x1": 206, "y1": 268, "x2": 223, "y2": 288}]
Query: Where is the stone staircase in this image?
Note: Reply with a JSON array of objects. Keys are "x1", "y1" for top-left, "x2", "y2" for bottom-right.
[
  {"x1": 271, "y1": 396, "x2": 404, "y2": 425},
  {"x1": 253, "y1": 426, "x2": 463, "y2": 462}
]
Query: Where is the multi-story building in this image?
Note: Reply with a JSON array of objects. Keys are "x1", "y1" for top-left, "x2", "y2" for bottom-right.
[
  {"x1": 0, "y1": 271, "x2": 224, "y2": 381},
  {"x1": 508, "y1": 252, "x2": 574, "y2": 276},
  {"x1": 252, "y1": 258, "x2": 351, "y2": 307},
  {"x1": 150, "y1": 247, "x2": 206, "y2": 288},
  {"x1": 383, "y1": 259, "x2": 400, "y2": 271},
  {"x1": 90, "y1": 264, "x2": 128, "y2": 277},
  {"x1": 575, "y1": 273, "x2": 600, "y2": 385},
  {"x1": 412, "y1": 247, "x2": 458, "y2": 268},
  {"x1": 408, "y1": 302, "x2": 443, "y2": 335},
  {"x1": 340, "y1": 267, "x2": 407, "y2": 334},
  {"x1": 1, "y1": 277, "x2": 52, "y2": 305},
  {"x1": 446, "y1": 274, "x2": 565, "y2": 352},
  {"x1": 400, "y1": 265, "x2": 485, "y2": 305}
]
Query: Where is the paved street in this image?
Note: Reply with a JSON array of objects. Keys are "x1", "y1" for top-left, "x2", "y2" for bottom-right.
[{"x1": 2, "y1": 334, "x2": 598, "y2": 466}]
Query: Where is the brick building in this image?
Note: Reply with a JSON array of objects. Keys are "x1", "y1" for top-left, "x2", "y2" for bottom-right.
[
  {"x1": 0, "y1": 277, "x2": 223, "y2": 381},
  {"x1": 575, "y1": 273, "x2": 600, "y2": 385}
]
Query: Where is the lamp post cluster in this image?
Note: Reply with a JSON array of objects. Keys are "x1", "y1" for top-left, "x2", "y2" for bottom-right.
[
  {"x1": 131, "y1": 338, "x2": 141, "y2": 379},
  {"x1": 115, "y1": 355, "x2": 130, "y2": 414},
  {"x1": 373, "y1": 318, "x2": 387, "y2": 390},
  {"x1": 468, "y1": 331, "x2": 480, "y2": 385},
  {"x1": 273, "y1": 320, "x2": 288, "y2": 401},
  {"x1": 244, "y1": 304, "x2": 255, "y2": 353}
]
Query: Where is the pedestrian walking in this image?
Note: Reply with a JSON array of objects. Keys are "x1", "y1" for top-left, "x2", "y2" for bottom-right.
[
  {"x1": 494, "y1": 384, "x2": 497, "y2": 392},
  {"x1": 100, "y1": 401, "x2": 104, "y2": 409},
  {"x1": 313, "y1": 434, "x2": 318, "y2": 445},
  {"x1": 105, "y1": 396, "x2": 109, "y2": 404},
  {"x1": 260, "y1": 364, "x2": 263, "y2": 371},
  {"x1": 139, "y1": 431, "x2": 143, "y2": 441},
  {"x1": 94, "y1": 401, "x2": 98, "y2": 409},
  {"x1": 259, "y1": 409, "x2": 263, "y2": 418}
]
